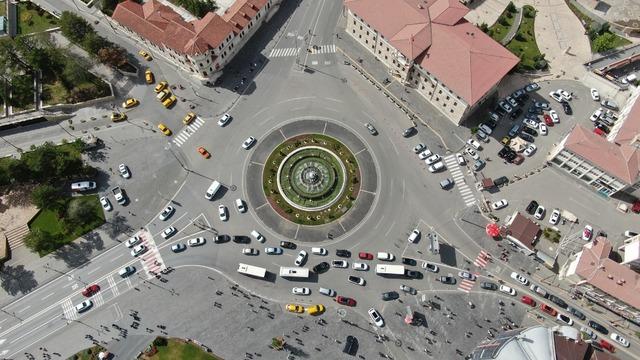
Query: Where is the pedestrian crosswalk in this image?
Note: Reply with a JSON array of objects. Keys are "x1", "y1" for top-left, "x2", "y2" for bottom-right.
[
  {"x1": 443, "y1": 154, "x2": 476, "y2": 207},
  {"x1": 268, "y1": 44, "x2": 336, "y2": 58},
  {"x1": 458, "y1": 279, "x2": 475, "y2": 293},
  {"x1": 473, "y1": 250, "x2": 491, "y2": 268},
  {"x1": 172, "y1": 117, "x2": 205, "y2": 147},
  {"x1": 61, "y1": 298, "x2": 77, "y2": 321},
  {"x1": 137, "y1": 231, "x2": 166, "y2": 277},
  {"x1": 107, "y1": 274, "x2": 119, "y2": 297},
  {"x1": 308, "y1": 44, "x2": 336, "y2": 55},
  {"x1": 268, "y1": 47, "x2": 300, "y2": 58}
]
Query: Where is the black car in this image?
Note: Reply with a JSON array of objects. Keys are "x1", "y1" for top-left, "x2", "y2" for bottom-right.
[
  {"x1": 588, "y1": 320, "x2": 608, "y2": 334},
  {"x1": 312, "y1": 262, "x2": 330, "y2": 274},
  {"x1": 439, "y1": 275, "x2": 456, "y2": 285},
  {"x1": 521, "y1": 126, "x2": 538, "y2": 137},
  {"x1": 526, "y1": 200, "x2": 539, "y2": 214},
  {"x1": 509, "y1": 108, "x2": 523, "y2": 120},
  {"x1": 485, "y1": 119, "x2": 498, "y2": 129},
  {"x1": 568, "y1": 307, "x2": 586, "y2": 320},
  {"x1": 280, "y1": 241, "x2": 296, "y2": 249},
  {"x1": 498, "y1": 147, "x2": 513, "y2": 159},
  {"x1": 493, "y1": 176, "x2": 509, "y2": 187},
  {"x1": 548, "y1": 294, "x2": 568, "y2": 309},
  {"x1": 336, "y1": 249, "x2": 351, "y2": 258},
  {"x1": 480, "y1": 282, "x2": 498, "y2": 290},
  {"x1": 343, "y1": 335, "x2": 358, "y2": 355},
  {"x1": 381, "y1": 291, "x2": 399, "y2": 301},
  {"x1": 528, "y1": 106, "x2": 542, "y2": 115},
  {"x1": 214, "y1": 234, "x2": 231, "y2": 243},
  {"x1": 402, "y1": 127, "x2": 416, "y2": 137},
  {"x1": 519, "y1": 132, "x2": 535, "y2": 143},
  {"x1": 232, "y1": 235, "x2": 250, "y2": 244},
  {"x1": 402, "y1": 257, "x2": 417, "y2": 266},
  {"x1": 405, "y1": 270, "x2": 422, "y2": 279},
  {"x1": 506, "y1": 152, "x2": 517, "y2": 162},
  {"x1": 561, "y1": 101, "x2": 572, "y2": 115},
  {"x1": 595, "y1": 123, "x2": 610, "y2": 133},
  {"x1": 494, "y1": 106, "x2": 506, "y2": 117}
]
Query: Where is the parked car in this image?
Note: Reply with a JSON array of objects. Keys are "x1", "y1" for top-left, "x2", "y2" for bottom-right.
[
  {"x1": 524, "y1": 144, "x2": 537, "y2": 157},
  {"x1": 313, "y1": 262, "x2": 330, "y2": 273},
  {"x1": 499, "y1": 285, "x2": 516, "y2": 296},
  {"x1": 588, "y1": 320, "x2": 609, "y2": 334},
  {"x1": 598, "y1": 339, "x2": 616, "y2": 353},
  {"x1": 548, "y1": 294, "x2": 568, "y2": 309},
  {"x1": 280, "y1": 241, "x2": 297, "y2": 249},
  {"x1": 381, "y1": 291, "x2": 399, "y2": 301},
  {"x1": 358, "y1": 252, "x2": 373, "y2": 260},
  {"x1": 402, "y1": 257, "x2": 417, "y2": 266},
  {"x1": 610, "y1": 333, "x2": 629, "y2": 347},
  {"x1": 332, "y1": 260, "x2": 348, "y2": 268},
  {"x1": 557, "y1": 89, "x2": 571, "y2": 101},
  {"x1": 377, "y1": 252, "x2": 394, "y2": 261},
  {"x1": 365, "y1": 123, "x2": 378, "y2": 135},
  {"x1": 99, "y1": 197, "x2": 112, "y2": 212},
  {"x1": 294, "y1": 250, "x2": 308, "y2": 266},
  {"x1": 549, "y1": 209, "x2": 560, "y2": 225},
  {"x1": 336, "y1": 296, "x2": 356, "y2": 306},
  {"x1": 440, "y1": 178, "x2": 454, "y2": 189},
  {"x1": 348, "y1": 276, "x2": 365, "y2": 286},
  {"x1": 413, "y1": 143, "x2": 426, "y2": 154},
  {"x1": 510, "y1": 272, "x2": 529, "y2": 285},
  {"x1": 158, "y1": 205, "x2": 175, "y2": 221},
  {"x1": 472, "y1": 159, "x2": 485, "y2": 171},
  {"x1": 549, "y1": 91, "x2": 563, "y2": 103},
  {"x1": 421, "y1": 262, "x2": 439, "y2": 272},
  {"x1": 466, "y1": 139, "x2": 481, "y2": 150},
  {"x1": 408, "y1": 229, "x2": 420, "y2": 243},
  {"x1": 292, "y1": 287, "x2": 310, "y2": 295},
  {"x1": 352, "y1": 262, "x2": 369, "y2": 271},
  {"x1": 368, "y1": 308, "x2": 384, "y2": 327},
  {"x1": 530, "y1": 284, "x2": 548, "y2": 298},
  {"x1": 569, "y1": 307, "x2": 586, "y2": 320},
  {"x1": 539, "y1": 123, "x2": 548, "y2": 136},
  {"x1": 526, "y1": 200, "x2": 539, "y2": 214},
  {"x1": 480, "y1": 282, "x2": 498, "y2": 290},
  {"x1": 438, "y1": 275, "x2": 456, "y2": 285},
  {"x1": 336, "y1": 249, "x2": 351, "y2": 257},
  {"x1": 549, "y1": 110, "x2": 560, "y2": 123},
  {"x1": 525, "y1": 83, "x2": 540, "y2": 92},
  {"x1": 521, "y1": 295, "x2": 536, "y2": 307},
  {"x1": 582, "y1": 225, "x2": 593, "y2": 241},
  {"x1": 242, "y1": 248, "x2": 259, "y2": 256},
  {"x1": 534, "y1": 205, "x2": 545, "y2": 219},
  {"x1": 242, "y1": 136, "x2": 256, "y2": 149},
  {"x1": 343, "y1": 335, "x2": 358, "y2": 355},
  {"x1": 491, "y1": 199, "x2": 508, "y2": 210},
  {"x1": 562, "y1": 101, "x2": 572, "y2": 115},
  {"x1": 214, "y1": 234, "x2": 231, "y2": 243},
  {"x1": 540, "y1": 303, "x2": 557, "y2": 316},
  {"x1": 601, "y1": 99, "x2": 618, "y2": 110},
  {"x1": 400, "y1": 284, "x2": 417, "y2": 295},
  {"x1": 557, "y1": 314, "x2": 574, "y2": 326},
  {"x1": 161, "y1": 226, "x2": 177, "y2": 239},
  {"x1": 590, "y1": 88, "x2": 600, "y2": 101},
  {"x1": 456, "y1": 153, "x2": 465, "y2": 166}
]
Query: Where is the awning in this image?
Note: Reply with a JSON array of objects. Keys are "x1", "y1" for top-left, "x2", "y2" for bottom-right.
[{"x1": 486, "y1": 223, "x2": 500, "y2": 238}]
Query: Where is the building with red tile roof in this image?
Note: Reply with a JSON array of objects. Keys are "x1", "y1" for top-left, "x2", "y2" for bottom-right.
[
  {"x1": 112, "y1": 0, "x2": 280, "y2": 83},
  {"x1": 344, "y1": 0, "x2": 519, "y2": 124},
  {"x1": 562, "y1": 236, "x2": 640, "y2": 325},
  {"x1": 548, "y1": 89, "x2": 640, "y2": 201},
  {"x1": 501, "y1": 212, "x2": 540, "y2": 255}
]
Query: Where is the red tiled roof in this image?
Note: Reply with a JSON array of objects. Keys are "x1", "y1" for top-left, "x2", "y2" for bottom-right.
[
  {"x1": 614, "y1": 94, "x2": 640, "y2": 145},
  {"x1": 564, "y1": 125, "x2": 640, "y2": 184},
  {"x1": 574, "y1": 237, "x2": 640, "y2": 310},
  {"x1": 222, "y1": 0, "x2": 267, "y2": 34},
  {"x1": 344, "y1": 0, "x2": 519, "y2": 105},
  {"x1": 113, "y1": 0, "x2": 235, "y2": 55},
  {"x1": 507, "y1": 212, "x2": 540, "y2": 250}
]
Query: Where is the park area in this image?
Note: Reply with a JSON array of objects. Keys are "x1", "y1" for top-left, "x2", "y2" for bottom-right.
[{"x1": 16, "y1": 1, "x2": 59, "y2": 35}]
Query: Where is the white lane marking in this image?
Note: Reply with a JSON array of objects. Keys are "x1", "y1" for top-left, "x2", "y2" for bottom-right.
[
  {"x1": 16, "y1": 306, "x2": 30, "y2": 314},
  {"x1": 110, "y1": 253, "x2": 124, "y2": 262},
  {"x1": 41, "y1": 293, "x2": 55, "y2": 301},
  {"x1": 384, "y1": 221, "x2": 396, "y2": 237},
  {"x1": 10, "y1": 314, "x2": 59, "y2": 344},
  {"x1": 87, "y1": 266, "x2": 101, "y2": 275}
]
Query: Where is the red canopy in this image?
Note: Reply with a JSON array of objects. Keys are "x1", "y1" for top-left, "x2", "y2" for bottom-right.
[{"x1": 486, "y1": 223, "x2": 500, "y2": 237}]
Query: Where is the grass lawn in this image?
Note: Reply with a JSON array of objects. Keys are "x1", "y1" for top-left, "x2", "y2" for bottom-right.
[
  {"x1": 29, "y1": 195, "x2": 105, "y2": 256},
  {"x1": 42, "y1": 76, "x2": 111, "y2": 106},
  {"x1": 69, "y1": 345, "x2": 107, "y2": 360},
  {"x1": 148, "y1": 339, "x2": 220, "y2": 360},
  {"x1": 506, "y1": 5, "x2": 544, "y2": 71},
  {"x1": 16, "y1": 2, "x2": 59, "y2": 35},
  {"x1": 488, "y1": 7, "x2": 516, "y2": 43}
]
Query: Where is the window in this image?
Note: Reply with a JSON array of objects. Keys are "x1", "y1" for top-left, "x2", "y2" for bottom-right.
[
  {"x1": 384, "y1": 55, "x2": 387, "y2": 59},
  {"x1": 360, "y1": 26, "x2": 363, "y2": 30},
  {"x1": 439, "y1": 90, "x2": 442, "y2": 94},
  {"x1": 414, "y1": 80, "x2": 418, "y2": 85},
  {"x1": 353, "y1": 21, "x2": 356, "y2": 25},
  {"x1": 366, "y1": 31, "x2": 369, "y2": 35},
  {"x1": 421, "y1": 86, "x2": 425, "y2": 90},
  {"x1": 378, "y1": 50, "x2": 381, "y2": 54},
  {"x1": 353, "y1": 29, "x2": 355, "y2": 33},
  {"x1": 446, "y1": 96, "x2": 450, "y2": 100},
  {"x1": 454, "y1": 102, "x2": 457, "y2": 106},
  {"x1": 203, "y1": 71, "x2": 208, "y2": 76},
  {"x1": 365, "y1": 39, "x2": 368, "y2": 44}
]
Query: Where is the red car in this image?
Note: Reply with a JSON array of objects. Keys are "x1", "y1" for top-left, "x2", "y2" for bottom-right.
[
  {"x1": 335, "y1": 296, "x2": 357, "y2": 307},
  {"x1": 358, "y1": 252, "x2": 373, "y2": 260},
  {"x1": 81, "y1": 284, "x2": 101, "y2": 297},
  {"x1": 521, "y1": 295, "x2": 536, "y2": 307},
  {"x1": 543, "y1": 114, "x2": 553, "y2": 126},
  {"x1": 540, "y1": 303, "x2": 557, "y2": 316},
  {"x1": 598, "y1": 339, "x2": 615, "y2": 353}
]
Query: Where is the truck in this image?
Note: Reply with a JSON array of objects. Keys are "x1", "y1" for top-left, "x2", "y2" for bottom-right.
[
  {"x1": 237, "y1": 263, "x2": 266, "y2": 278},
  {"x1": 279, "y1": 267, "x2": 309, "y2": 278},
  {"x1": 111, "y1": 186, "x2": 127, "y2": 204},
  {"x1": 375, "y1": 264, "x2": 406, "y2": 276}
]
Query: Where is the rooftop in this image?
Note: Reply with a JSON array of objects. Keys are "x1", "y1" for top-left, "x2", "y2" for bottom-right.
[{"x1": 506, "y1": 212, "x2": 540, "y2": 250}]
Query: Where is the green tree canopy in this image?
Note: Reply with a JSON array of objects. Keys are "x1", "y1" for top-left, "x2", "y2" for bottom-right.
[
  {"x1": 24, "y1": 227, "x2": 59, "y2": 254},
  {"x1": 593, "y1": 32, "x2": 617, "y2": 53},
  {"x1": 31, "y1": 184, "x2": 62, "y2": 209},
  {"x1": 59, "y1": 12, "x2": 95, "y2": 43}
]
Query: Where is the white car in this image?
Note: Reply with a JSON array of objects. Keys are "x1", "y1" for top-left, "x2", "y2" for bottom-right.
[
  {"x1": 418, "y1": 149, "x2": 433, "y2": 160},
  {"x1": 235, "y1": 198, "x2": 246, "y2": 213},
  {"x1": 75, "y1": 300, "x2": 93, "y2": 313},
  {"x1": 556, "y1": 314, "x2": 574, "y2": 326},
  {"x1": 130, "y1": 244, "x2": 147, "y2": 257},
  {"x1": 465, "y1": 147, "x2": 480, "y2": 160},
  {"x1": 352, "y1": 262, "x2": 369, "y2": 271},
  {"x1": 332, "y1": 260, "x2": 348, "y2": 268},
  {"x1": 292, "y1": 287, "x2": 310, "y2": 296},
  {"x1": 539, "y1": 123, "x2": 548, "y2": 136},
  {"x1": 377, "y1": 252, "x2": 394, "y2": 261},
  {"x1": 400, "y1": 284, "x2": 417, "y2": 295},
  {"x1": 424, "y1": 154, "x2": 441, "y2": 165},
  {"x1": 295, "y1": 250, "x2": 308, "y2": 266},
  {"x1": 161, "y1": 226, "x2": 177, "y2": 239},
  {"x1": 251, "y1": 230, "x2": 265, "y2": 243},
  {"x1": 458, "y1": 271, "x2": 476, "y2": 281},
  {"x1": 265, "y1": 247, "x2": 283, "y2": 255},
  {"x1": 610, "y1": 333, "x2": 630, "y2": 347},
  {"x1": 242, "y1": 248, "x2": 259, "y2": 255},
  {"x1": 188, "y1": 237, "x2": 206, "y2": 246},
  {"x1": 218, "y1": 204, "x2": 228, "y2": 221},
  {"x1": 530, "y1": 284, "x2": 548, "y2": 297},
  {"x1": 549, "y1": 91, "x2": 563, "y2": 103},
  {"x1": 549, "y1": 110, "x2": 559, "y2": 123},
  {"x1": 408, "y1": 229, "x2": 420, "y2": 243},
  {"x1": 158, "y1": 205, "x2": 175, "y2": 221},
  {"x1": 368, "y1": 308, "x2": 384, "y2": 327},
  {"x1": 590, "y1": 88, "x2": 600, "y2": 101},
  {"x1": 510, "y1": 272, "x2": 529, "y2": 285},
  {"x1": 421, "y1": 262, "x2": 439, "y2": 272},
  {"x1": 171, "y1": 243, "x2": 186, "y2": 252},
  {"x1": 413, "y1": 143, "x2": 426, "y2": 154},
  {"x1": 218, "y1": 113, "x2": 231, "y2": 126},
  {"x1": 582, "y1": 225, "x2": 593, "y2": 241},
  {"x1": 428, "y1": 162, "x2": 445, "y2": 173},
  {"x1": 498, "y1": 100, "x2": 512, "y2": 113},
  {"x1": 466, "y1": 139, "x2": 481, "y2": 150},
  {"x1": 491, "y1": 199, "x2": 508, "y2": 210},
  {"x1": 118, "y1": 163, "x2": 131, "y2": 178},
  {"x1": 242, "y1": 136, "x2": 256, "y2": 149},
  {"x1": 524, "y1": 144, "x2": 537, "y2": 157},
  {"x1": 549, "y1": 209, "x2": 560, "y2": 225},
  {"x1": 523, "y1": 118, "x2": 538, "y2": 129},
  {"x1": 478, "y1": 124, "x2": 492, "y2": 135},
  {"x1": 534, "y1": 205, "x2": 545, "y2": 220},
  {"x1": 590, "y1": 108, "x2": 603, "y2": 122},
  {"x1": 499, "y1": 285, "x2": 516, "y2": 296},
  {"x1": 558, "y1": 89, "x2": 571, "y2": 101},
  {"x1": 125, "y1": 235, "x2": 141, "y2": 248},
  {"x1": 100, "y1": 196, "x2": 112, "y2": 211},
  {"x1": 456, "y1": 153, "x2": 465, "y2": 166}
]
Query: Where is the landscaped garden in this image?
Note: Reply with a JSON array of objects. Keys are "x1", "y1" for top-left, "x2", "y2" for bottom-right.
[
  {"x1": 506, "y1": 5, "x2": 547, "y2": 71},
  {"x1": 565, "y1": 0, "x2": 631, "y2": 52},
  {"x1": 263, "y1": 134, "x2": 360, "y2": 226},
  {"x1": 487, "y1": 2, "x2": 517, "y2": 43},
  {"x1": 16, "y1": 2, "x2": 59, "y2": 35},
  {"x1": 142, "y1": 337, "x2": 220, "y2": 360}
]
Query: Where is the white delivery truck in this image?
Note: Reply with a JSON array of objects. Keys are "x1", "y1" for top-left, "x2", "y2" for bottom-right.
[
  {"x1": 375, "y1": 264, "x2": 406, "y2": 276},
  {"x1": 237, "y1": 263, "x2": 267, "y2": 278},
  {"x1": 279, "y1": 267, "x2": 310, "y2": 278}
]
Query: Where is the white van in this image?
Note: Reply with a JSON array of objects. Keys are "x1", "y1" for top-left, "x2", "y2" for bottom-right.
[
  {"x1": 377, "y1": 252, "x2": 395, "y2": 261},
  {"x1": 205, "y1": 181, "x2": 221, "y2": 200},
  {"x1": 311, "y1": 247, "x2": 327, "y2": 256},
  {"x1": 250, "y1": 230, "x2": 265, "y2": 243},
  {"x1": 71, "y1": 181, "x2": 96, "y2": 192}
]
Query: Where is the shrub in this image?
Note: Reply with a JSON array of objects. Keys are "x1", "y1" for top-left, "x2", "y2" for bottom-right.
[
  {"x1": 153, "y1": 337, "x2": 168, "y2": 347},
  {"x1": 506, "y1": 1, "x2": 517, "y2": 13},
  {"x1": 515, "y1": 33, "x2": 526, "y2": 41},
  {"x1": 499, "y1": 16, "x2": 509, "y2": 26}
]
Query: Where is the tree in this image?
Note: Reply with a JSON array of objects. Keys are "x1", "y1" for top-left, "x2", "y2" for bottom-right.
[
  {"x1": 24, "y1": 228, "x2": 59, "y2": 254},
  {"x1": 59, "y1": 12, "x2": 94, "y2": 43},
  {"x1": 174, "y1": 0, "x2": 217, "y2": 18},
  {"x1": 9, "y1": 74, "x2": 35, "y2": 107},
  {"x1": 65, "y1": 198, "x2": 96, "y2": 228},
  {"x1": 31, "y1": 184, "x2": 61, "y2": 209},
  {"x1": 97, "y1": 46, "x2": 127, "y2": 67},
  {"x1": 479, "y1": 22, "x2": 489, "y2": 33},
  {"x1": 61, "y1": 59, "x2": 91, "y2": 89},
  {"x1": 82, "y1": 32, "x2": 108, "y2": 55},
  {"x1": 593, "y1": 32, "x2": 617, "y2": 53},
  {"x1": 506, "y1": 1, "x2": 517, "y2": 13},
  {"x1": 101, "y1": 0, "x2": 119, "y2": 16}
]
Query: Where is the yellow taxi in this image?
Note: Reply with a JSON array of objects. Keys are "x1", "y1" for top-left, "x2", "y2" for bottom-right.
[
  {"x1": 122, "y1": 98, "x2": 139, "y2": 109},
  {"x1": 138, "y1": 50, "x2": 152, "y2": 61},
  {"x1": 183, "y1": 112, "x2": 196, "y2": 125},
  {"x1": 156, "y1": 89, "x2": 170, "y2": 102},
  {"x1": 111, "y1": 112, "x2": 127, "y2": 122},
  {"x1": 162, "y1": 95, "x2": 177, "y2": 108},
  {"x1": 307, "y1": 304, "x2": 325, "y2": 316},
  {"x1": 157, "y1": 123, "x2": 172, "y2": 136},
  {"x1": 154, "y1": 81, "x2": 168, "y2": 93},
  {"x1": 286, "y1": 304, "x2": 304, "y2": 313},
  {"x1": 501, "y1": 136, "x2": 511, "y2": 145},
  {"x1": 145, "y1": 69, "x2": 154, "y2": 84}
]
